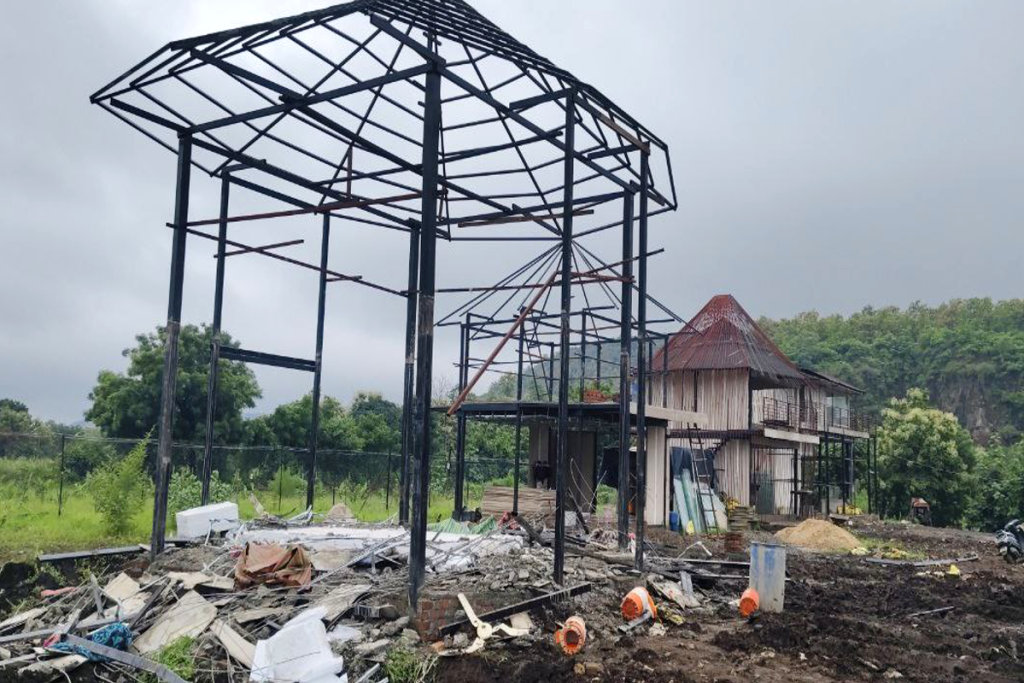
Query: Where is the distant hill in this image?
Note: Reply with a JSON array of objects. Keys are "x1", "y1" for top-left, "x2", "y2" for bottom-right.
[
  {"x1": 760, "y1": 298, "x2": 1024, "y2": 445},
  {"x1": 484, "y1": 298, "x2": 1024, "y2": 445}
]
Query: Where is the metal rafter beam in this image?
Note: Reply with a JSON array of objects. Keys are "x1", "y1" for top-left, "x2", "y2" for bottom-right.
[{"x1": 188, "y1": 64, "x2": 430, "y2": 133}]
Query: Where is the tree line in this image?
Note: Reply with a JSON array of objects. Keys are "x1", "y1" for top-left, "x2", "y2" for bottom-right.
[{"x1": 5, "y1": 297, "x2": 1024, "y2": 530}]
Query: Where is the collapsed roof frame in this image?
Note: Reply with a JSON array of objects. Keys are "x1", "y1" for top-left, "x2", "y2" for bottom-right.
[{"x1": 92, "y1": 0, "x2": 678, "y2": 611}]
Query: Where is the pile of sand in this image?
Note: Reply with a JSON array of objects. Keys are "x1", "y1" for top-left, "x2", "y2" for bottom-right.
[{"x1": 775, "y1": 518, "x2": 861, "y2": 551}]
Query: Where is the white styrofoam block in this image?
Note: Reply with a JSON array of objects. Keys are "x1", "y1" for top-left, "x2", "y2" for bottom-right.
[
  {"x1": 251, "y1": 616, "x2": 345, "y2": 683},
  {"x1": 175, "y1": 501, "x2": 239, "y2": 538}
]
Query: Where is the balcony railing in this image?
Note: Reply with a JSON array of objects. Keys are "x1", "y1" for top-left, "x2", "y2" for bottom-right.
[{"x1": 758, "y1": 396, "x2": 874, "y2": 434}]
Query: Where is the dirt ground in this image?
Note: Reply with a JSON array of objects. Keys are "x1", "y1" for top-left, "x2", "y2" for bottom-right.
[
  {"x1": 3, "y1": 520, "x2": 1020, "y2": 682},
  {"x1": 435, "y1": 520, "x2": 1024, "y2": 683}
]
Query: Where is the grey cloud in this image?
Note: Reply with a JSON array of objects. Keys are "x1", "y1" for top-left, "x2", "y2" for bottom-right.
[{"x1": 2, "y1": 0, "x2": 1022, "y2": 423}]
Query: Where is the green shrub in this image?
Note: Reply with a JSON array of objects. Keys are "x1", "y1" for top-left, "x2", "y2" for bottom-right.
[
  {"x1": 86, "y1": 434, "x2": 152, "y2": 536},
  {"x1": 167, "y1": 468, "x2": 234, "y2": 518},
  {"x1": 145, "y1": 636, "x2": 195, "y2": 683},
  {"x1": 384, "y1": 646, "x2": 436, "y2": 683}
]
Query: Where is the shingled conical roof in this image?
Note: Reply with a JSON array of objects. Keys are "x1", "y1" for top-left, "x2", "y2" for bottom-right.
[{"x1": 652, "y1": 295, "x2": 804, "y2": 385}]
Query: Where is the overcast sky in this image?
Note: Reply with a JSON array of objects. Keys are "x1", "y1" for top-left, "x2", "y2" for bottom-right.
[{"x1": 2, "y1": 1, "x2": 1022, "y2": 424}]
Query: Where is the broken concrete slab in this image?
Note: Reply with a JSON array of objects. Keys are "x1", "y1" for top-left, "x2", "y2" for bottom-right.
[
  {"x1": 134, "y1": 590, "x2": 217, "y2": 654},
  {"x1": 314, "y1": 583, "x2": 372, "y2": 622},
  {"x1": 166, "y1": 571, "x2": 233, "y2": 591},
  {"x1": 233, "y1": 607, "x2": 286, "y2": 625},
  {"x1": 310, "y1": 549, "x2": 355, "y2": 572},
  {"x1": 103, "y1": 573, "x2": 139, "y2": 601},
  {"x1": 210, "y1": 619, "x2": 255, "y2": 668},
  {"x1": 353, "y1": 638, "x2": 390, "y2": 657}
]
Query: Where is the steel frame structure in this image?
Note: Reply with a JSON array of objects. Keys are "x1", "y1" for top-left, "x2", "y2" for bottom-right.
[{"x1": 92, "y1": 0, "x2": 677, "y2": 610}]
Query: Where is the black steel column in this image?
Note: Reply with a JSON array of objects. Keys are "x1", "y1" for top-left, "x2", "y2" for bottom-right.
[
  {"x1": 553, "y1": 90, "x2": 576, "y2": 585},
  {"x1": 634, "y1": 151, "x2": 650, "y2": 571},
  {"x1": 579, "y1": 311, "x2": 587, "y2": 399},
  {"x1": 399, "y1": 224, "x2": 420, "y2": 526},
  {"x1": 307, "y1": 214, "x2": 331, "y2": 509},
  {"x1": 201, "y1": 174, "x2": 230, "y2": 504},
  {"x1": 617, "y1": 192, "x2": 634, "y2": 551},
  {"x1": 661, "y1": 334, "x2": 668, "y2": 408},
  {"x1": 792, "y1": 447, "x2": 799, "y2": 516},
  {"x1": 409, "y1": 61, "x2": 442, "y2": 611},
  {"x1": 513, "y1": 322, "x2": 525, "y2": 516},
  {"x1": 824, "y1": 430, "x2": 831, "y2": 514},
  {"x1": 548, "y1": 348, "x2": 555, "y2": 400},
  {"x1": 453, "y1": 314, "x2": 469, "y2": 518},
  {"x1": 151, "y1": 135, "x2": 192, "y2": 557}
]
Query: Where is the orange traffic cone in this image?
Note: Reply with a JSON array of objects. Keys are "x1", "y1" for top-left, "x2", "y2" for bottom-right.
[
  {"x1": 554, "y1": 616, "x2": 587, "y2": 655},
  {"x1": 621, "y1": 587, "x2": 658, "y2": 621},
  {"x1": 739, "y1": 587, "x2": 760, "y2": 617}
]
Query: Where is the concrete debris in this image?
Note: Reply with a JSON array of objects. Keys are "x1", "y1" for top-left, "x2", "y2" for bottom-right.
[
  {"x1": 134, "y1": 590, "x2": 217, "y2": 654},
  {"x1": 166, "y1": 571, "x2": 233, "y2": 591},
  {"x1": 1, "y1": 505, "x2": 774, "y2": 682}
]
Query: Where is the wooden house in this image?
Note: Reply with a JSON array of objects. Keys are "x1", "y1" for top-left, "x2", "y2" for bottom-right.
[{"x1": 649, "y1": 295, "x2": 870, "y2": 520}]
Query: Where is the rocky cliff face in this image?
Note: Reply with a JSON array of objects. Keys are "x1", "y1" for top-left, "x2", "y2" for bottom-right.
[{"x1": 933, "y1": 376, "x2": 996, "y2": 445}]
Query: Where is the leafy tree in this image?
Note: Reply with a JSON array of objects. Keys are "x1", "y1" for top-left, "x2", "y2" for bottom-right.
[
  {"x1": 351, "y1": 392, "x2": 401, "y2": 453},
  {"x1": 0, "y1": 398, "x2": 29, "y2": 414},
  {"x1": 86, "y1": 325, "x2": 261, "y2": 443},
  {"x1": 968, "y1": 437, "x2": 1024, "y2": 531},
  {"x1": 0, "y1": 400, "x2": 48, "y2": 457},
  {"x1": 876, "y1": 389, "x2": 976, "y2": 526}
]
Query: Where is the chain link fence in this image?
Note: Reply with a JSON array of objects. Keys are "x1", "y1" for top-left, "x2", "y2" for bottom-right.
[{"x1": 0, "y1": 432, "x2": 517, "y2": 520}]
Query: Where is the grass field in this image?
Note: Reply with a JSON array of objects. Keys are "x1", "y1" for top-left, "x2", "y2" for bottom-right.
[{"x1": 0, "y1": 483, "x2": 477, "y2": 563}]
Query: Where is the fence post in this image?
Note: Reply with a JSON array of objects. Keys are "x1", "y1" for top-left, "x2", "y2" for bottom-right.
[
  {"x1": 277, "y1": 450, "x2": 284, "y2": 514},
  {"x1": 58, "y1": 433, "x2": 66, "y2": 516},
  {"x1": 386, "y1": 447, "x2": 394, "y2": 511}
]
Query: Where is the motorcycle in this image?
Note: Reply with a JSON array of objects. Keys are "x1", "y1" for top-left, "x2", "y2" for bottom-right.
[{"x1": 996, "y1": 519, "x2": 1024, "y2": 563}]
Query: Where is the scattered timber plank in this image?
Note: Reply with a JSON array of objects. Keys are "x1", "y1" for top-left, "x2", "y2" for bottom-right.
[
  {"x1": 0, "y1": 608, "x2": 45, "y2": 633},
  {"x1": 38, "y1": 546, "x2": 145, "y2": 563},
  {"x1": 905, "y1": 606, "x2": 955, "y2": 619},
  {"x1": 0, "y1": 618, "x2": 117, "y2": 645},
  {"x1": 64, "y1": 634, "x2": 188, "y2": 683},
  {"x1": 439, "y1": 583, "x2": 592, "y2": 637},
  {"x1": 864, "y1": 553, "x2": 979, "y2": 568}
]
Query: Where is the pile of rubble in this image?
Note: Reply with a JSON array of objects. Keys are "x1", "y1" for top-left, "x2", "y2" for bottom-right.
[{"x1": 0, "y1": 500, "x2": 763, "y2": 682}]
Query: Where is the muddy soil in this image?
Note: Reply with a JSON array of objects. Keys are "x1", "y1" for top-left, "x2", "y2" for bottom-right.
[{"x1": 436, "y1": 522, "x2": 1024, "y2": 683}]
